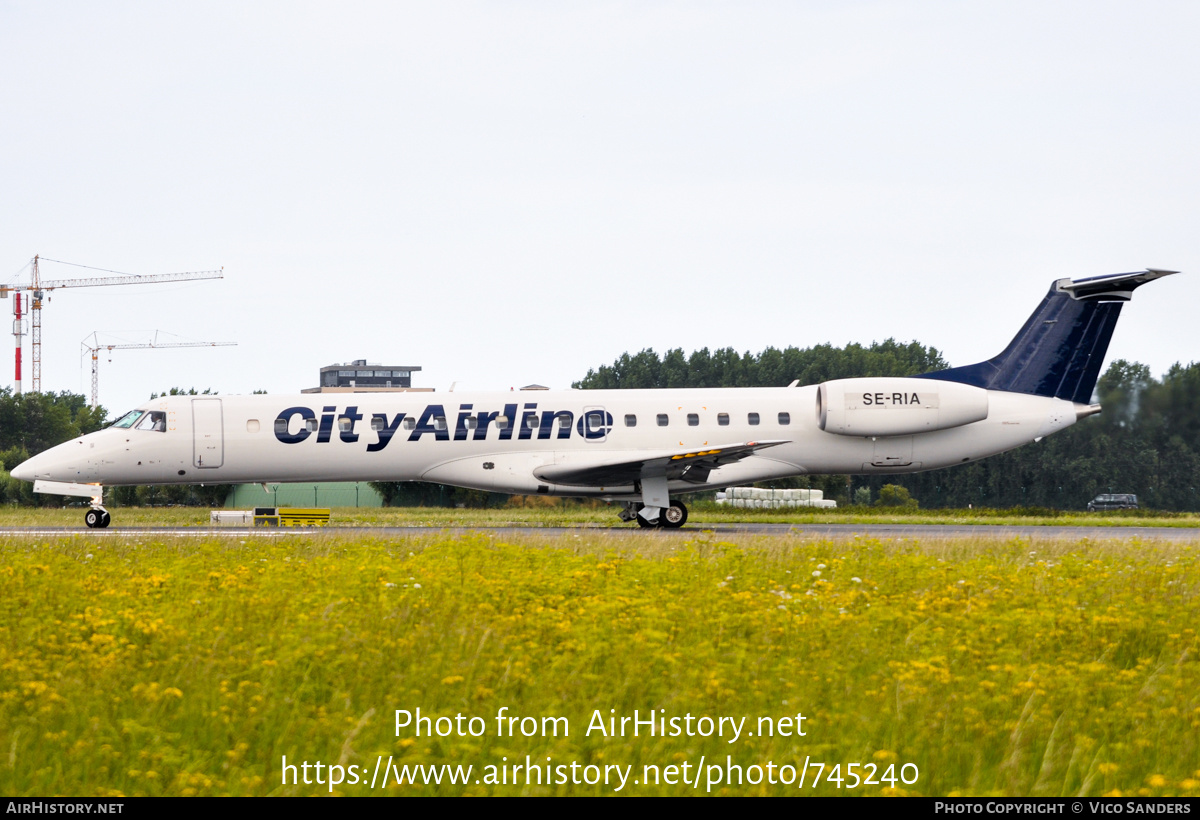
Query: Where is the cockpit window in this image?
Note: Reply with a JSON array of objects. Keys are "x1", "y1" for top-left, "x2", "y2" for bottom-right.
[
  {"x1": 136, "y1": 411, "x2": 167, "y2": 432},
  {"x1": 111, "y1": 410, "x2": 145, "y2": 429}
]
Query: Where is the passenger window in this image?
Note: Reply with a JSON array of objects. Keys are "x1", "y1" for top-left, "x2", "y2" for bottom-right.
[
  {"x1": 246, "y1": 419, "x2": 260, "y2": 434},
  {"x1": 778, "y1": 412, "x2": 790, "y2": 425},
  {"x1": 558, "y1": 415, "x2": 571, "y2": 428},
  {"x1": 370, "y1": 417, "x2": 385, "y2": 432},
  {"x1": 657, "y1": 414, "x2": 669, "y2": 427},
  {"x1": 497, "y1": 416, "x2": 511, "y2": 430},
  {"x1": 525, "y1": 416, "x2": 538, "y2": 430},
  {"x1": 466, "y1": 417, "x2": 478, "y2": 429},
  {"x1": 434, "y1": 417, "x2": 447, "y2": 431},
  {"x1": 687, "y1": 413, "x2": 699, "y2": 426},
  {"x1": 305, "y1": 418, "x2": 319, "y2": 433},
  {"x1": 402, "y1": 417, "x2": 416, "y2": 431},
  {"x1": 748, "y1": 412, "x2": 760, "y2": 425},
  {"x1": 338, "y1": 416, "x2": 353, "y2": 432},
  {"x1": 274, "y1": 418, "x2": 289, "y2": 435},
  {"x1": 625, "y1": 414, "x2": 637, "y2": 427},
  {"x1": 717, "y1": 413, "x2": 729, "y2": 426}
]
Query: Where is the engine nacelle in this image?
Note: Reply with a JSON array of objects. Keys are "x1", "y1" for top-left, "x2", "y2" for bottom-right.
[{"x1": 817, "y1": 377, "x2": 989, "y2": 437}]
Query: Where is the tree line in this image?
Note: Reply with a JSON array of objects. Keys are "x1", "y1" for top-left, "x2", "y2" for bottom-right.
[
  {"x1": 0, "y1": 389, "x2": 106, "y2": 505},
  {"x1": 2, "y1": 346, "x2": 1196, "y2": 511},
  {"x1": 574, "y1": 340, "x2": 950, "y2": 389},
  {"x1": 574, "y1": 343, "x2": 1200, "y2": 512},
  {"x1": 0, "y1": 387, "x2": 230, "y2": 507}
]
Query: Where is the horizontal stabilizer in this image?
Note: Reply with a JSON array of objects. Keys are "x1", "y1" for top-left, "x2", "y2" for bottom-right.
[
  {"x1": 917, "y1": 268, "x2": 1178, "y2": 404},
  {"x1": 1057, "y1": 268, "x2": 1178, "y2": 301},
  {"x1": 534, "y1": 440, "x2": 789, "y2": 487}
]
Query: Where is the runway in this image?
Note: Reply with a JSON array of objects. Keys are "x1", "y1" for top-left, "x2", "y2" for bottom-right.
[{"x1": 3, "y1": 523, "x2": 1199, "y2": 540}]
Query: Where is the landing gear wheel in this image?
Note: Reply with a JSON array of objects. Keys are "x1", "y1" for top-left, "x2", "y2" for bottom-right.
[
  {"x1": 85, "y1": 509, "x2": 111, "y2": 529},
  {"x1": 630, "y1": 503, "x2": 658, "y2": 528},
  {"x1": 661, "y1": 501, "x2": 688, "y2": 529}
]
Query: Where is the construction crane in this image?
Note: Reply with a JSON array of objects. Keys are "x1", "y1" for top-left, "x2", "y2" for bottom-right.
[
  {"x1": 82, "y1": 331, "x2": 237, "y2": 409},
  {"x1": 1, "y1": 255, "x2": 223, "y2": 393}
]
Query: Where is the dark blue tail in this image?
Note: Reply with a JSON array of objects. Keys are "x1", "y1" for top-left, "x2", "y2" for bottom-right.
[{"x1": 915, "y1": 269, "x2": 1177, "y2": 405}]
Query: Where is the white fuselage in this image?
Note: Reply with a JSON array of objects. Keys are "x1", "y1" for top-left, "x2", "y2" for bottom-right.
[{"x1": 12, "y1": 386, "x2": 1083, "y2": 501}]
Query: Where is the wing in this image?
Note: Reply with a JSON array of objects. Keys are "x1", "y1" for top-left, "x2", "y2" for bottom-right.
[{"x1": 533, "y1": 440, "x2": 790, "y2": 487}]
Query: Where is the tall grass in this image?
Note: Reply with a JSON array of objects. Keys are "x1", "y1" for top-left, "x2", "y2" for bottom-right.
[{"x1": 1, "y1": 531, "x2": 1198, "y2": 795}]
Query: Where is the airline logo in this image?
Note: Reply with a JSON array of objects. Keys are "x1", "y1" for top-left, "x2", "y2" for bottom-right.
[{"x1": 274, "y1": 404, "x2": 614, "y2": 452}]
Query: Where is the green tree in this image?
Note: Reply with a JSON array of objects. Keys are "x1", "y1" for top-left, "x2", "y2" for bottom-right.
[
  {"x1": 574, "y1": 339, "x2": 948, "y2": 389},
  {"x1": 577, "y1": 346, "x2": 1200, "y2": 512},
  {"x1": 0, "y1": 388, "x2": 107, "y2": 456},
  {"x1": 875, "y1": 484, "x2": 918, "y2": 508},
  {"x1": 150, "y1": 387, "x2": 215, "y2": 399}
]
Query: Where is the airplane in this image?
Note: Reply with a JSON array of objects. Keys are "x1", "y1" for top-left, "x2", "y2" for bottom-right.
[{"x1": 10, "y1": 268, "x2": 1178, "y2": 529}]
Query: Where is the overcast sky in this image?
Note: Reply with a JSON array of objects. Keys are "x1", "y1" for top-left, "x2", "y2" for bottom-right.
[{"x1": 2, "y1": 1, "x2": 1196, "y2": 414}]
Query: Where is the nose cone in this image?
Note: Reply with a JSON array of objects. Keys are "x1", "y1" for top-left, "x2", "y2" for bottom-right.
[
  {"x1": 11, "y1": 436, "x2": 105, "y2": 484},
  {"x1": 9, "y1": 446, "x2": 67, "y2": 482},
  {"x1": 10, "y1": 458, "x2": 34, "y2": 482}
]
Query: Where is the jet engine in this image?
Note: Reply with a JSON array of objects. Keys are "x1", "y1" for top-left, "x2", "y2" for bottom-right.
[{"x1": 817, "y1": 377, "x2": 989, "y2": 437}]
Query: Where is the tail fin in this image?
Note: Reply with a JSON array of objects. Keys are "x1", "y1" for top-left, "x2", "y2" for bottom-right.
[{"x1": 916, "y1": 269, "x2": 1177, "y2": 404}]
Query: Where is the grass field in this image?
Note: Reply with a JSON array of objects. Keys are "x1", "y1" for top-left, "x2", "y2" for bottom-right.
[
  {"x1": 3, "y1": 503, "x2": 1200, "y2": 529},
  {"x1": 2, "y1": 528, "x2": 1199, "y2": 796}
]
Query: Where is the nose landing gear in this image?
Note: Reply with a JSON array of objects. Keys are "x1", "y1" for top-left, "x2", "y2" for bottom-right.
[{"x1": 85, "y1": 507, "x2": 111, "y2": 529}]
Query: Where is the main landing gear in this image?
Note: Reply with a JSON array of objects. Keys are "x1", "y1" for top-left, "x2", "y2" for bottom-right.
[
  {"x1": 85, "y1": 507, "x2": 111, "y2": 529},
  {"x1": 618, "y1": 476, "x2": 688, "y2": 528},
  {"x1": 621, "y1": 501, "x2": 689, "y2": 529}
]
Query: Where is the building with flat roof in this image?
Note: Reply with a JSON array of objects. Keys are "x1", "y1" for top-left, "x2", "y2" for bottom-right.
[{"x1": 302, "y1": 359, "x2": 432, "y2": 393}]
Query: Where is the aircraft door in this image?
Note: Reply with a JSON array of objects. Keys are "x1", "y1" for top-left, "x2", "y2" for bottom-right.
[
  {"x1": 870, "y1": 435, "x2": 913, "y2": 468},
  {"x1": 192, "y1": 398, "x2": 224, "y2": 468}
]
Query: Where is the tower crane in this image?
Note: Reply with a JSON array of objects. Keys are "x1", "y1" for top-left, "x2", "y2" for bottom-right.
[
  {"x1": 82, "y1": 331, "x2": 237, "y2": 409},
  {"x1": 1, "y1": 255, "x2": 223, "y2": 393}
]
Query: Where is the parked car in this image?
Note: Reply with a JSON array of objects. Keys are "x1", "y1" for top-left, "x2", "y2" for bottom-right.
[{"x1": 1087, "y1": 493, "x2": 1138, "y2": 511}]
